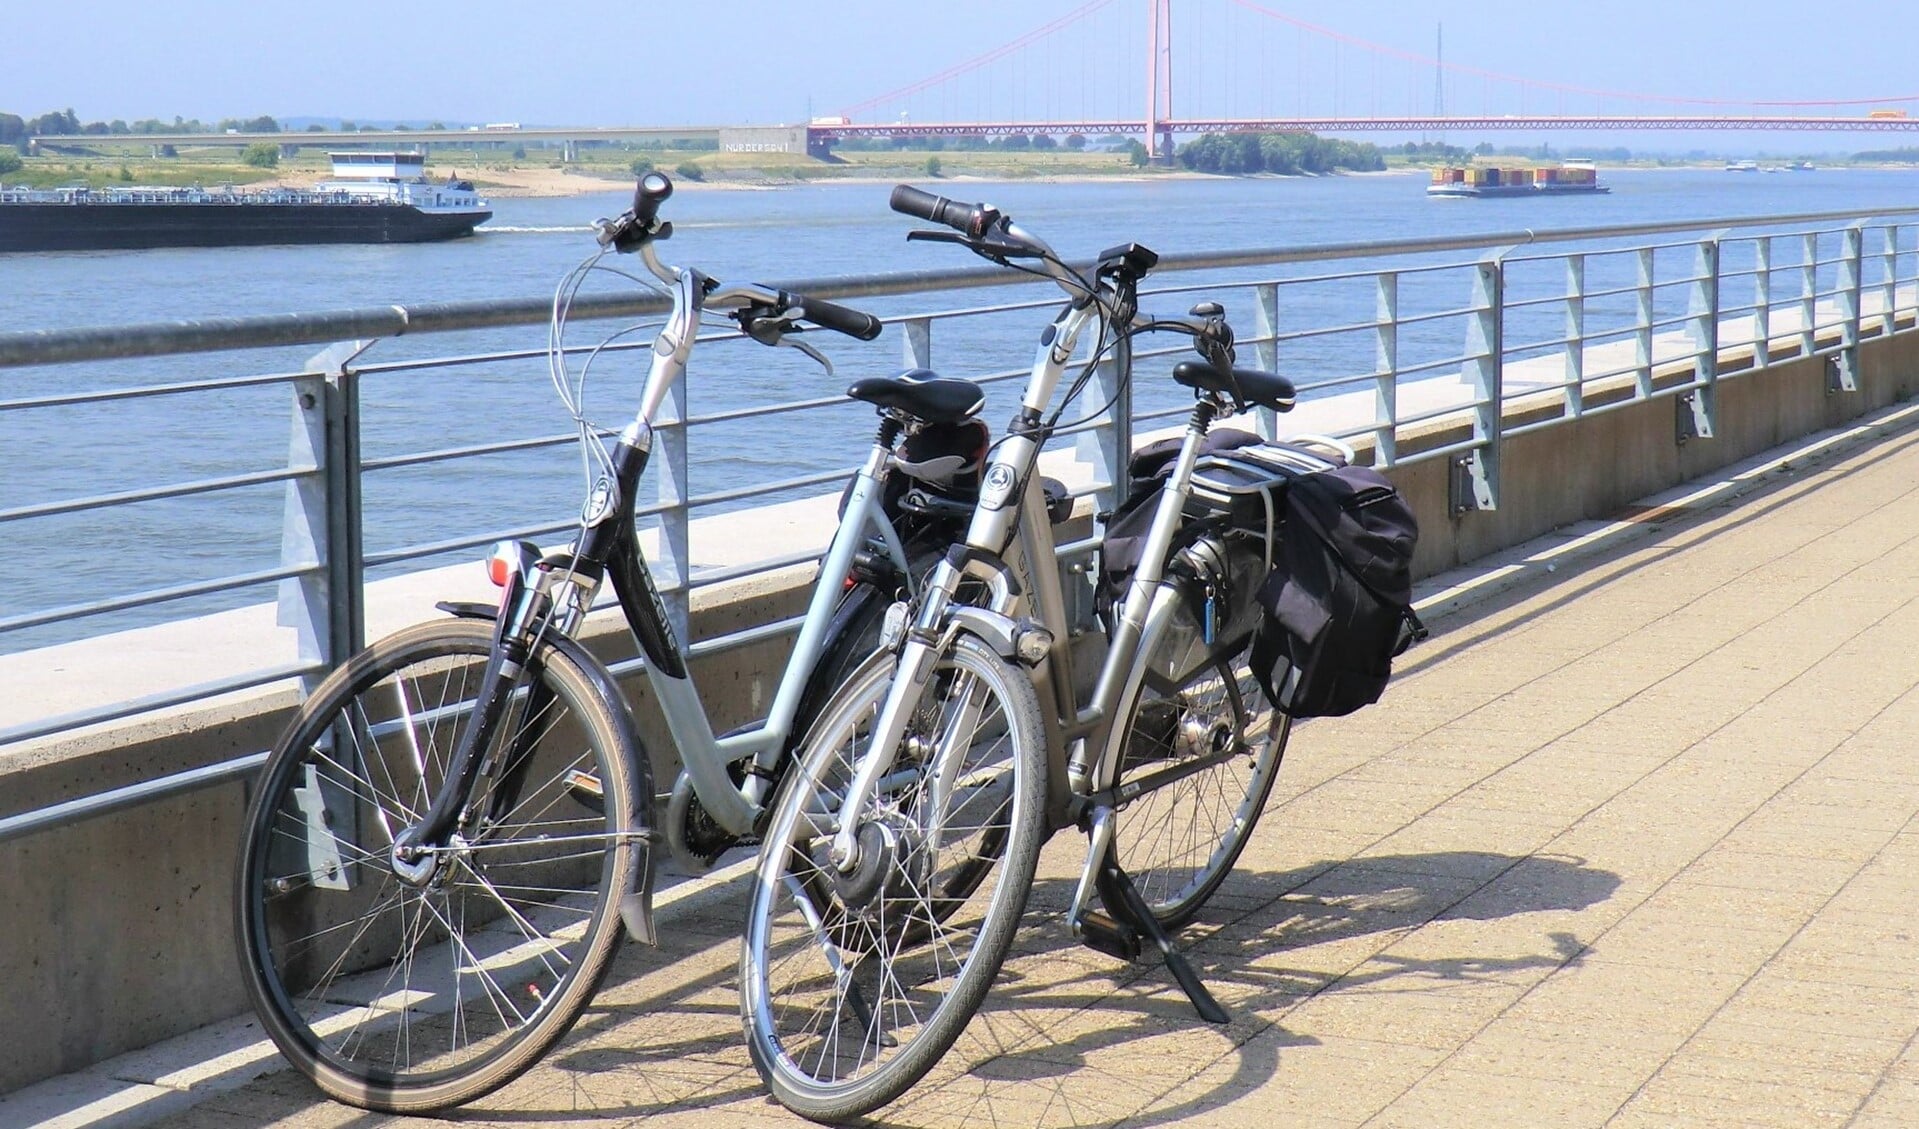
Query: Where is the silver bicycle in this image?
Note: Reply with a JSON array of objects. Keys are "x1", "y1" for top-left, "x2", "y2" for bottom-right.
[
  {"x1": 232, "y1": 173, "x2": 985, "y2": 1112},
  {"x1": 740, "y1": 186, "x2": 1344, "y2": 1120}
]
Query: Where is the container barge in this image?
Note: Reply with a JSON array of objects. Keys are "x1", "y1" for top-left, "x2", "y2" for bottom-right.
[
  {"x1": 1427, "y1": 164, "x2": 1609, "y2": 199},
  {"x1": 0, "y1": 152, "x2": 491, "y2": 252}
]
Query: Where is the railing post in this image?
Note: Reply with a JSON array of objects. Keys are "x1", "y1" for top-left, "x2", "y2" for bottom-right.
[
  {"x1": 1682, "y1": 235, "x2": 1721, "y2": 441},
  {"x1": 1563, "y1": 254, "x2": 1585, "y2": 420},
  {"x1": 1075, "y1": 333, "x2": 1132, "y2": 513},
  {"x1": 1878, "y1": 225, "x2": 1898, "y2": 336},
  {"x1": 1799, "y1": 232, "x2": 1818, "y2": 360},
  {"x1": 1372, "y1": 273, "x2": 1398, "y2": 466},
  {"x1": 1633, "y1": 247, "x2": 1655, "y2": 401},
  {"x1": 279, "y1": 340, "x2": 370, "y2": 691},
  {"x1": 1834, "y1": 222, "x2": 1863, "y2": 392},
  {"x1": 901, "y1": 315, "x2": 933, "y2": 371},
  {"x1": 655, "y1": 363, "x2": 691, "y2": 645},
  {"x1": 1753, "y1": 236, "x2": 1772, "y2": 365},
  {"x1": 1252, "y1": 282, "x2": 1281, "y2": 442},
  {"x1": 1456, "y1": 256, "x2": 1502, "y2": 514}
]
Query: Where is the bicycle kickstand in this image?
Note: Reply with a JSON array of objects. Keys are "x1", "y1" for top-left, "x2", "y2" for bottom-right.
[{"x1": 1089, "y1": 857, "x2": 1230, "y2": 1025}]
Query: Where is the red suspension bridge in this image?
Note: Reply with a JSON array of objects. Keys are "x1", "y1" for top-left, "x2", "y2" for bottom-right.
[{"x1": 813, "y1": 0, "x2": 1919, "y2": 158}]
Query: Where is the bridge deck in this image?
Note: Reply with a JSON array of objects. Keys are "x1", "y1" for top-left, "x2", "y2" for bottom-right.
[{"x1": 17, "y1": 405, "x2": 1919, "y2": 1128}]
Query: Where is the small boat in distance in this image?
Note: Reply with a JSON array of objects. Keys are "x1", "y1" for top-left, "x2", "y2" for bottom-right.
[
  {"x1": 1725, "y1": 160, "x2": 1760, "y2": 172},
  {"x1": 0, "y1": 152, "x2": 492, "y2": 253},
  {"x1": 1428, "y1": 162, "x2": 1609, "y2": 199}
]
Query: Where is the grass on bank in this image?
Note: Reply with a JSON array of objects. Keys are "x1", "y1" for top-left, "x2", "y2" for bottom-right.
[{"x1": 0, "y1": 140, "x2": 1161, "y2": 191}]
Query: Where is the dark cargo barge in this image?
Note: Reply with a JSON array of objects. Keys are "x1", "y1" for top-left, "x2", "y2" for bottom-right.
[{"x1": 0, "y1": 152, "x2": 491, "y2": 252}]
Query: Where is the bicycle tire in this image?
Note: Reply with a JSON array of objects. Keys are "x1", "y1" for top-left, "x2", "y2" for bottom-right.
[
  {"x1": 235, "y1": 618, "x2": 644, "y2": 1112},
  {"x1": 1102, "y1": 594, "x2": 1290, "y2": 931},
  {"x1": 740, "y1": 633, "x2": 1046, "y2": 1122}
]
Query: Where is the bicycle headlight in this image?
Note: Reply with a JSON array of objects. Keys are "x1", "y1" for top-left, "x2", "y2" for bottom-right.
[
  {"x1": 880, "y1": 601, "x2": 911, "y2": 651},
  {"x1": 1014, "y1": 623, "x2": 1054, "y2": 666}
]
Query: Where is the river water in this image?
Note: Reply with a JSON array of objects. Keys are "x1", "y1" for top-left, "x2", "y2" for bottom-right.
[{"x1": 5, "y1": 168, "x2": 1918, "y2": 650}]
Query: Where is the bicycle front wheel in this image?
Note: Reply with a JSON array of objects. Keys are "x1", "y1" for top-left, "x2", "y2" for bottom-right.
[
  {"x1": 1104, "y1": 599, "x2": 1290, "y2": 931},
  {"x1": 741, "y1": 633, "x2": 1046, "y2": 1122},
  {"x1": 235, "y1": 618, "x2": 644, "y2": 1112}
]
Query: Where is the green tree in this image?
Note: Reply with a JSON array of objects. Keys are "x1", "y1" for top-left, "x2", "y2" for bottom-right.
[
  {"x1": 1124, "y1": 139, "x2": 1149, "y2": 167},
  {"x1": 242, "y1": 115, "x2": 280, "y2": 133},
  {"x1": 674, "y1": 161, "x2": 704, "y2": 181},
  {"x1": 998, "y1": 133, "x2": 1031, "y2": 151},
  {"x1": 924, "y1": 155, "x2": 942, "y2": 177},
  {"x1": 0, "y1": 113, "x2": 24, "y2": 147},
  {"x1": 629, "y1": 157, "x2": 654, "y2": 176},
  {"x1": 1064, "y1": 133, "x2": 1086, "y2": 151},
  {"x1": 511, "y1": 144, "x2": 526, "y2": 160},
  {"x1": 0, "y1": 150, "x2": 23, "y2": 175},
  {"x1": 27, "y1": 109, "x2": 81, "y2": 136},
  {"x1": 241, "y1": 142, "x2": 279, "y2": 168},
  {"x1": 1032, "y1": 133, "x2": 1058, "y2": 150}
]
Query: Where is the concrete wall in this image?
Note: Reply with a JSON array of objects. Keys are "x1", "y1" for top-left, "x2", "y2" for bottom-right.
[
  {"x1": 2, "y1": 324, "x2": 1917, "y2": 1093},
  {"x1": 718, "y1": 126, "x2": 808, "y2": 155}
]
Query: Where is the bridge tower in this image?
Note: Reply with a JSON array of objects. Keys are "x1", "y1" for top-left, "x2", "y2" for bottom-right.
[{"x1": 1145, "y1": 0, "x2": 1174, "y2": 162}]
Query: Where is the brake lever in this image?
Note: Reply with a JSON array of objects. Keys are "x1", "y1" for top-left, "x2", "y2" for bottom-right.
[
  {"x1": 778, "y1": 333, "x2": 834, "y2": 376},
  {"x1": 906, "y1": 229, "x2": 968, "y2": 245}
]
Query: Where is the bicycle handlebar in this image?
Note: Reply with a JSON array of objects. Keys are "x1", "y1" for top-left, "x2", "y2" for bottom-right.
[
  {"x1": 778, "y1": 289, "x2": 884, "y2": 341},
  {"x1": 632, "y1": 171, "x2": 673, "y2": 227},
  {"x1": 889, "y1": 184, "x2": 999, "y2": 238}
]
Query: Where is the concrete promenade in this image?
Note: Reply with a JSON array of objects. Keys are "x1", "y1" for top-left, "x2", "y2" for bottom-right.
[{"x1": 7, "y1": 394, "x2": 1916, "y2": 1127}]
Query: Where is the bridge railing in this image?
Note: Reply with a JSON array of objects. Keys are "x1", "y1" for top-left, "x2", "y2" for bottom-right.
[{"x1": 3, "y1": 204, "x2": 1918, "y2": 835}]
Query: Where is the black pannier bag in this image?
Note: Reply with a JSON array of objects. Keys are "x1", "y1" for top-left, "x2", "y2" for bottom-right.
[
  {"x1": 1096, "y1": 428, "x2": 1271, "y2": 624},
  {"x1": 1250, "y1": 464, "x2": 1427, "y2": 718},
  {"x1": 1096, "y1": 428, "x2": 1426, "y2": 719}
]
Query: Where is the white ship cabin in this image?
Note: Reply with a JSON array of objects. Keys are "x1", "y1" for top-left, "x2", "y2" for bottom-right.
[
  {"x1": 329, "y1": 152, "x2": 430, "y2": 181},
  {"x1": 318, "y1": 151, "x2": 488, "y2": 214}
]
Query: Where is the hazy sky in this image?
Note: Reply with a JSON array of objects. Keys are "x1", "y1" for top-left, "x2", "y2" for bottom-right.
[{"x1": 10, "y1": 0, "x2": 1917, "y2": 128}]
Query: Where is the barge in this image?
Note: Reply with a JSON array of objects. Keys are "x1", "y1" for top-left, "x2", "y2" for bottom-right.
[
  {"x1": 1427, "y1": 163, "x2": 1609, "y2": 199},
  {"x1": 0, "y1": 152, "x2": 491, "y2": 252}
]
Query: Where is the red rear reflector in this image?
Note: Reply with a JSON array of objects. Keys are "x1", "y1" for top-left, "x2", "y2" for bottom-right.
[{"x1": 487, "y1": 555, "x2": 513, "y2": 587}]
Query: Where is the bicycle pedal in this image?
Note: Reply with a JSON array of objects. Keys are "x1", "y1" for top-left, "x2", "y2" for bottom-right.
[
  {"x1": 1075, "y1": 910, "x2": 1142, "y2": 962},
  {"x1": 564, "y1": 769, "x2": 605, "y2": 814}
]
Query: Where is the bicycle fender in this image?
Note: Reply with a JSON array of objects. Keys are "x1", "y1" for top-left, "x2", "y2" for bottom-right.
[{"x1": 433, "y1": 601, "x2": 659, "y2": 945}]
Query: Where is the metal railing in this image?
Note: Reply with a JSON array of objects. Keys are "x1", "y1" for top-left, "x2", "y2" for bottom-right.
[{"x1": 3, "y1": 204, "x2": 1918, "y2": 831}]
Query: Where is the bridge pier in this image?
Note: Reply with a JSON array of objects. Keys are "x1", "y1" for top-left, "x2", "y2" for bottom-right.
[{"x1": 1152, "y1": 127, "x2": 1177, "y2": 165}]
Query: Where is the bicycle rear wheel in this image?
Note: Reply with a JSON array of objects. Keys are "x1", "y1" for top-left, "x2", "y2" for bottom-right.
[
  {"x1": 235, "y1": 618, "x2": 644, "y2": 1112},
  {"x1": 1104, "y1": 598, "x2": 1289, "y2": 931},
  {"x1": 741, "y1": 634, "x2": 1046, "y2": 1122}
]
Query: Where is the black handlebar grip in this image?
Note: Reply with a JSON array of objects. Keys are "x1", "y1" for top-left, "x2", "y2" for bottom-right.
[
  {"x1": 782, "y1": 290, "x2": 883, "y2": 341},
  {"x1": 889, "y1": 184, "x2": 991, "y2": 238},
  {"x1": 633, "y1": 171, "x2": 674, "y2": 226}
]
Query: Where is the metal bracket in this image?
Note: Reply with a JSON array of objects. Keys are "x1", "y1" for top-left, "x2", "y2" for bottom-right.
[
  {"x1": 292, "y1": 763, "x2": 351, "y2": 891},
  {"x1": 1826, "y1": 354, "x2": 1852, "y2": 394},
  {"x1": 1676, "y1": 393, "x2": 1702, "y2": 446},
  {"x1": 1448, "y1": 453, "x2": 1490, "y2": 516}
]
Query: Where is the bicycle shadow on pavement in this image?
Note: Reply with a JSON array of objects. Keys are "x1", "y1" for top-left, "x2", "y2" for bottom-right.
[
  {"x1": 446, "y1": 848, "x2": 1617, "y2": 1128},
  {"x1": 861, "y1": 848, "x2": 1619, "y2": 1128}
]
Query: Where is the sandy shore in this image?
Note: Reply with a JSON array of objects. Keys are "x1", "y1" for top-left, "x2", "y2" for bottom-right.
[{"x1": 251, "y1": 163, "x2": 1420, "y2": 199}]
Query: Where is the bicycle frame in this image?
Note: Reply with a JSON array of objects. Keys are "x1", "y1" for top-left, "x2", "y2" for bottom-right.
[
  {"x1": 821, "y1": 237, "x2": 1318, "y2": 903},
  {"x1": 418, "y1": 237, "x2": 918, "y2": 867}
]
